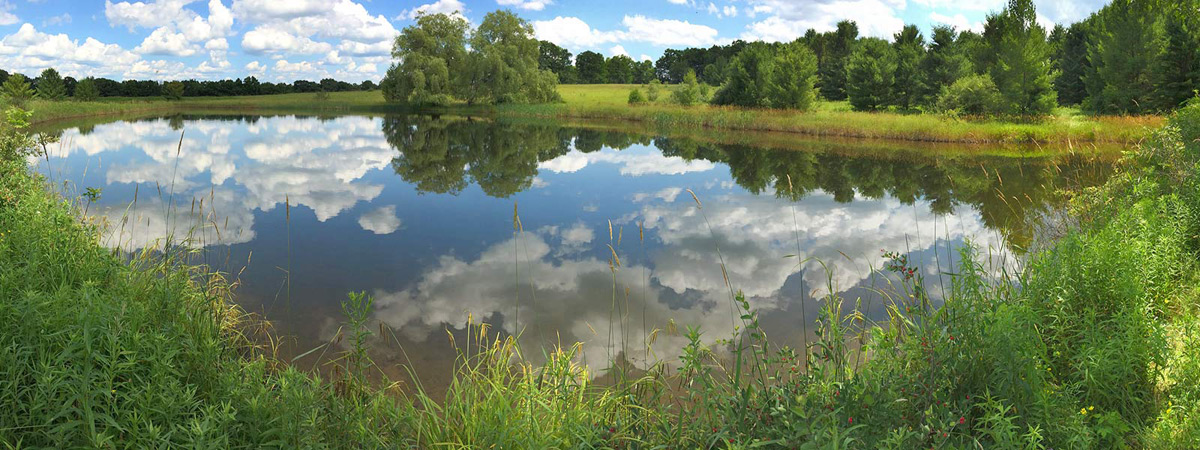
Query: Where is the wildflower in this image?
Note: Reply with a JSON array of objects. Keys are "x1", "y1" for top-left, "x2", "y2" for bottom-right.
[
  {"x1": 609, "y1": 427, "x2": 615, "y2": 433},
  {"x1": 848, "y1": 417, "x2": 853, "y2": 424},
  {"x1": 712, "y1": 427, "x2": 717, "y2": 433},
  {"x1": 1080, "y1": 407, "x2": 1088, "y2": 416},
  {"x1": 959, "y1": 417, "x2": 965, "y2": 424},
  {"x1": 728, "y1": 438, "x2": 734, "y2": 443}
]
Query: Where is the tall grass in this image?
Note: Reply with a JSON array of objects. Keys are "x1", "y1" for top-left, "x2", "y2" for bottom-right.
[{"x1": 2, "y1": 98, "x2": 1200, "y2": 448}]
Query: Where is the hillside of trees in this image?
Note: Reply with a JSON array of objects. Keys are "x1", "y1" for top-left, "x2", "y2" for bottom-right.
[
  {"x1": 536, "y1": 0, "x2": 1200, "y2": 116},
  {"x1": 0, "y1": 67, "x2": 376, "y2": 102}
]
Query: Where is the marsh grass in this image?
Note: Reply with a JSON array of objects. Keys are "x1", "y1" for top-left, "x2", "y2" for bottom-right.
[{"x1": 3, "y1": 99, "x2": 1200, "y2": 448}]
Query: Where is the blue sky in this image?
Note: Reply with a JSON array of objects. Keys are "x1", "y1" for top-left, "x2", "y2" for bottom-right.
[{"x1": 0, "y1": 0, "x2": 1108, "y2": 83}]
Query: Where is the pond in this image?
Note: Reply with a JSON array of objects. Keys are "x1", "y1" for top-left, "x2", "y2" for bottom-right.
[{"x1": 35, "y1": 114, "x2": 1111, "y2": 394}]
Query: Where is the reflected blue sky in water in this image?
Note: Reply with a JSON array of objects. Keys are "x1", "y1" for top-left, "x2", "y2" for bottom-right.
[{"x1": 36, "y1": 115, "x2": 1099, "y2": 380}]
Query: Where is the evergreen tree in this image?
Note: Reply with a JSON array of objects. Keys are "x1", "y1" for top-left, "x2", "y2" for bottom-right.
[
  {"x1": 382, "y1": 12, "x2": 470, "y2": 105},
  {"x1": 575, "y1": 51, "x2": 607, "y2": 84},
  {"x1": 162, "y1": 81, "x2": 184, "y2": 100},
  {"x1": 712, "y1": 43, "x2": 772, "y2": 107},
  {"x1": 1085, "y1": 0, "x2": 1163, "y2": 114},
  {"x1": 818, "y1": 20, "x2": 858, "y2": 100},
  {"x1": 35, "y1": 68, "x2": 66, "y2": 101},
  {"x1": 986, "y1": 0, "x2": 1057, "y2": 116},
  {"x1": 1055, "y1": 22, "x2": 1092, "y2": 105},
  {"x1": 891, "y1": 25, "x2": 925, "y2": 109},
  {"x1": 918, "y1": 25, "x2": 971, "y2": 107},
  {"x1": 1154, "y1": 8, "x2": 1200, "y2": 110},
  {"x1": 845, "y1": 38, "x2": 897, "y2": 111},
  {"x1": 73, "y1": 77, "x2": 99, "y2": 101},
  {"x1": 2, "y1": 73, "x2": 33, "y2": 106},
  {"x1": 768, "y1": 41, "x2": 819, "y2": 110}
]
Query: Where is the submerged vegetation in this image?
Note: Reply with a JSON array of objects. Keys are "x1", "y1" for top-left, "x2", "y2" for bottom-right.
[{"x1": 4, "y1": 86, "x2": 1200, "y2": 446}]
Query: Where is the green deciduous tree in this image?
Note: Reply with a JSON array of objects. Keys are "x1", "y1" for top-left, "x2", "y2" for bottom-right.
[
  {"x1": 1085, "y1": 0, "x2": 1163, "y2": 114},
  {"x1": 986, "y1": 0, "x2": 1057, "y2": 116},
  {"x1": 35, "y1": 68, "x2": 66, "y2": 101},
  {"x1": 845, "y1": 38, "x2": 896, "y2": 111},
  {"x1": 891, "y1": 25, "x2": 925, "y2": 110},
  {"x1": 633, "y1": 60, "x2": 656, "y2": 84},
  {"x1": 538, "y1": 40, "x2": 576, "y2": 83},
  {"x1": 2, "y1": 74, "x2": 33, "y2": 106},
  {"x1": 73, "y1": 77, "x2": 99, "y2": 101},
  {"x1": 575, "y1": 51, "x2": 606, "y2": 84},
  {"x1": 606, "y1": 55, "x2": 635, "y2": 84},
  {"x1": 918, "y1": 25, "x2": 971, "y2": 107},
  {"x1": 461, "y1": 10, "x2": 559, "y2": 104},
  {"x1": 712, "y1": 42, "x2": 817, "y2": 110},
  {"x1": 382, "y1": 12, "x2": 470, "y2": 105}
]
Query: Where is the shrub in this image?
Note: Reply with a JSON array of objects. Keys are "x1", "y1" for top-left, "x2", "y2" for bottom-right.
[
  {"x1": 671, "y1": 69, "x2": 701, "y2": 106},
  {"x1": 938, "y1": 74, "x2": 1004, "y2": 117},
  {"x1": 646, "y1": 79, "x2": 660, "y2": 101},
  {"x1": 627, "y1": 88, "x2": 645, "y2": 105}
]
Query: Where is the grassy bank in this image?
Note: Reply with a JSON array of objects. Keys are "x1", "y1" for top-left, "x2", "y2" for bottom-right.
[
  {"x1": 3, "y1": 100, "x2": 1200, "y2": 447},
  {"x1": 489, "y1": 84, "x2": 1162, "y2": 145},
  {"x1": 26, "y1": 86, "x2": 1160, "y2": 146}
]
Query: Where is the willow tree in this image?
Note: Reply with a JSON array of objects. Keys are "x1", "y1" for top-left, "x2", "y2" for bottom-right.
[
  {"x1": 382, "y1": 12, "x2": 470, "y2": 105},
  {"x1": 461, "y1": 10, "x2": 559, "y2": 104}
]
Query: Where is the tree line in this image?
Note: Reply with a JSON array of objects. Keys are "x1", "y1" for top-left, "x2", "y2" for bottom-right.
[
  {"x1": 0, "y1": 67, "x2": 376, "y2": 104},
  {"x1": 534, "y1": 0, "x2": 1200, "y2": 117}
]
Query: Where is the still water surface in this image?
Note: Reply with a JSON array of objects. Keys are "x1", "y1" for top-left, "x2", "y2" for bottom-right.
[{"x1": 36, "y1": 114, "x2": 1110, "y2": 390}]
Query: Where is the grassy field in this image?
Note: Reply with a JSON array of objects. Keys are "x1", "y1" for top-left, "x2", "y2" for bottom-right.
[
  {"x1": 3, "y1": 98, "x2": 1200, "y2": 447},
  {"x1": 25, "y1": 86, "x2": 1161, "y2": 147}
]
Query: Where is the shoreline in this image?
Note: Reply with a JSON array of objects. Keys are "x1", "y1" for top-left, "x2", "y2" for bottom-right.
[{"x1": 24, "y1": 89, "x2": 1158, "y2": 149}]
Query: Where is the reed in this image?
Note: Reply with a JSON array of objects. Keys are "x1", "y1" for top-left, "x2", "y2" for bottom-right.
[{"x1": 3, "y1": 99, "x2": 1200, "y2": 448}]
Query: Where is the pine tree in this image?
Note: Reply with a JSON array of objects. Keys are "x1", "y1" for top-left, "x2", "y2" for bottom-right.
[
  {"x1": 918, "y1": 25, "x2": 971, "y2": 107},
  {"x1": 1085, "y1": 0, "x2": 1163, "y2": 114},
  {"x1": 73, "y1": 77, "x2": 100, "y2": 101},
  {"x1": 712, "y1": 43, "x2": 771, "y2": 107},
  {"x1": 845, "y1": 38, "x2": 897, "y2": 111},
  {"x1": 768, "y1": 41, "x2": 819, "y2": 110},
  {"x1": 986, "y1": 0, "x2": 1057, "y2": 116},
  {"x1": 35, "y1": 68, "x2": 66, "y2": 101},
  {"x1": 891, "y1": 25, "x2": 925, "y2": 110},
  {"x1": 1154, "y1": 9, "x2": 1200, "y2": 110},
  {"x1": 1054, "y1": 22, "x2": 1092, "y2": 106},
  {"x1": 818, "y1": 20, "x2": 858, "y2": 100},
  {"x1": 2, "y1": 73, "x2": 33, "y2": 106}
]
